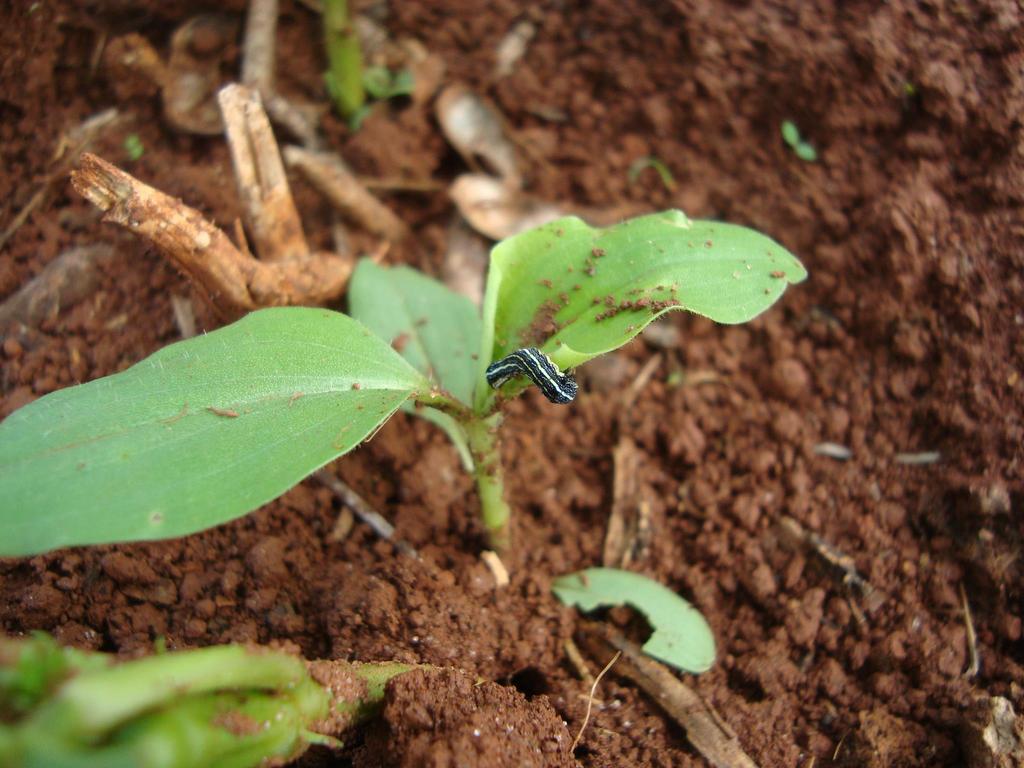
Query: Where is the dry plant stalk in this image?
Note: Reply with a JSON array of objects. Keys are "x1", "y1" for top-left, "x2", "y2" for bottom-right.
[
  {"x1": 603, "y1": 437, "x2": 642, "y2": 567},
  {"x1": 284, "y1": 145, "x2": 410, "y2": 242},
  {"x1": 219, "y1": 84, "x2": 309, "y2": 262},
  {"x1": 71, "y1": 153, "x2": 352, "y2": 318},
  {"x1": 578, "y1": 622, "x2": 760, "y2": 768}
]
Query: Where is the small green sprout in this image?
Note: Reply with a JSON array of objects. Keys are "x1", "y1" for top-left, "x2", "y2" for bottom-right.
[
  {"x1": 552, "y1": 568, "x2": 716, "y2": 673},
  {"x1": 123, "y1": 134, "x2": 145, "y2": 161},
  {"x1": 363, "y1": 66, "x2": 414, "y2": 101},
  {"x1": 627, "y1": 156, "x2": 677, "y2": 191},
  {"x1": 0, "y1": 210, "x2": 806, "y2": 556},
  {"x1": 780, "y1": 120, "x2": 817, "y2": 162}
]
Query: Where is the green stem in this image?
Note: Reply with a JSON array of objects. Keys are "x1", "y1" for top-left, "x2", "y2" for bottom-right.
[
  {"x1": 35, "y1": 645, "x2": 317, "y2": 740},
  {"x1": 2, "y1": 636, "x2": 423, "y2": 768},
  {"x1": 464, "y1": 413, "x2": 512, "y2": 552},
  {"x1": 322, "y1": 0, "x2": 364, "y2": 119}
]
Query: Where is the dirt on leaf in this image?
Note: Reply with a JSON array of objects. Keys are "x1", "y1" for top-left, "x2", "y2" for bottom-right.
[{"x1": 2, "y1": 1, "x2": 1023, "y2": 767}]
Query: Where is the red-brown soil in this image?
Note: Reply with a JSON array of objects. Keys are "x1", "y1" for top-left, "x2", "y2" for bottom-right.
[{"x1": 2, "y1": 1, "x2": 1023, "y2": 766}]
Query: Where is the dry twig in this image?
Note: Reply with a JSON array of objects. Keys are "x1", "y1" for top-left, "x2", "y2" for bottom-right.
[
  {"x1": 314, "y1": 470, "x2": 418, "y2": 559},
  {"x1": 284, "y1": 146, "x2": 410, "y2": 242},
  {"x1": 241, "y1": 0, "x2": 277, "y2": 95},
  {"x1": 219, "y1": 84, "x2": 309, "y2": 262},
  {"x1": 71, "y1": 152, "x2": 352, "y2": 317},
  {"x1": 960, "y1": 583, "x2": 981, "y2": 678},
  {"x1": 603, "y1": 437, "x2": 649, "y2": 568},
  {"x1": 577, "y1": 622, "x2": 759, "y2": 768}
]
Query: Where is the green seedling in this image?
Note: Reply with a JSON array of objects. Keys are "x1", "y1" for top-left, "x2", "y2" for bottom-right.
[
  {"x1": 552, "y1": 568, "x2": 715, "y2": 673},
  {"x1": 0, "y1": 632, "x2": 416, "y2": 768},
  {"x1": 123, "y1": 134, "x2": 145, "y2": 162},
  {"x1": 0, "y1": 210, "x2": 805, "y2": 556},
  {"x1": 322, "y1": 0, "x2": 364, "y2": 121},
  {"x1": 363, "y1": 66, "x2": 414, "y2": 101},
  {"x1": 780, "y1": 120, "x2": 817, "y2": 162},
  {"x1": 627, "y1": 156, "x2": 676, "y2": 191}
]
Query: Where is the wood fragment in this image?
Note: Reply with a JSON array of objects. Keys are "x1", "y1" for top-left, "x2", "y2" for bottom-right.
[
  {"x1": 241, "y1": 0, "x2": 278, "y2": 96},
  {"x1": 577, "y1": 622, "x2": 760, "y2": 768},
  {"x1": 239, "y1": 0, "x2": 323, "y2": 151},
  {"x1": 563, "y1": 638, "x2": 594, "y2": 685},
  {"x1": 71, "y1": 152, "x2": 352, "y2": 317},
  {"x1": 960, "y1": 583, "x2": 981, "y2": 678},
  {"x1": 219, "y1": 84, "x2": 309, "y2": 262},
  {"x1": 0, "y1": 245, "x2": 115, "y2": 329},
  {"x1": 894, "y1": 451, "x2": 941, "y2": 465},
  {"x1": 72, "y1": 153, "x2": 254, "y2": 314},
  {"x1": 329, "y1": 505, "x2": 355, "y2": 542},
  {"x1": 813, "y1": 442, "x2": 853, "y2": 460},
  {"x1": 603, "y1": 437, "x2": 644, "y2": 568},
  {"x1": 480, "y1": 549, "x2": 510, "y2": 588},
  {"x1": 170, "y1": 294, "x2": 196, "y2": 339},
  {"x1": 263, "y1": 92, "x2": 323, "y2": 150},
  {"x1": 284, "y1": 145, "x2": 410, "y2": 242},
  {"x1": 314, "y1": 470, "x2": 419, "y2": 559}
]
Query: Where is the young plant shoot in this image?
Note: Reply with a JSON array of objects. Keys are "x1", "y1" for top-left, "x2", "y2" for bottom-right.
[
  {"x1": 0, "y1": 633, "x2": 416, "y2": 768},
  {"x1": 0, "y1": 211, "x2": 806, "y2": 556}
]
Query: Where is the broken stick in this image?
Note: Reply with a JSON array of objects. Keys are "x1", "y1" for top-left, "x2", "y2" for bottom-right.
[{"x1": 71, "y1": 152, "x2": 352, "y2": 317}]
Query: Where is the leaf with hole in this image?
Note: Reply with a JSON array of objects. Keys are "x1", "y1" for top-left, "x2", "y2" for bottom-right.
[
  {"x1": 476, "y1": 210, "x2": 806, "y2": 407},
  {"x1": 552, "y1": 567, "x2": 716, "y2": 673}
]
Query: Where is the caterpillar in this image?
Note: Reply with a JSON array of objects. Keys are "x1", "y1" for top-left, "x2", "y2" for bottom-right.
[{"x1": 485, "y1": 347, "x2": 578, "y2": 404}]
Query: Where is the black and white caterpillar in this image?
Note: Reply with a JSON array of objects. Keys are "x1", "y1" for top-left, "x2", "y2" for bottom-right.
[{"x1": 485, "y1": 348, "x2": 578, "y2": 404}]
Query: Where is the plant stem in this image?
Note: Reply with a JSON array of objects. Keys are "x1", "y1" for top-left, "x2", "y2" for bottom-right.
[
  {"x1": 465, "y1": 413, "x2": 512, "y2": 552},
  {"x1": 322, "y1": 0, "x2": 364, "y2": 120}
]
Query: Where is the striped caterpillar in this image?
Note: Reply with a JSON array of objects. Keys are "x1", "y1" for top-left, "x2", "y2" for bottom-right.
[{"x1": 485, "y1": 348, "x2": 578, "y2": 404}]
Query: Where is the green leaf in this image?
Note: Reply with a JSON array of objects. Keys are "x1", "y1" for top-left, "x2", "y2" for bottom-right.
[
  {"x1": 363, "y1": 66, "x2": 414, "y2": 100},
  {"x1": 349, "y1": 258, "x2": 482, "y2": 406},
  {"x1": 552, "y1": 567, "x2": 716, "y2": 673},
  {"x1": 794, "y1": 142, "x2": 818, "y2": 162},
  {"x1": 476, "y1": 210, "x2": 806, "y2": 406},
  {"x1": 780, "y1": 120, "x2": 801, "y2": 147},
  {"x1": 0, "y1": 308, "x2": 428, "y2": 556}
]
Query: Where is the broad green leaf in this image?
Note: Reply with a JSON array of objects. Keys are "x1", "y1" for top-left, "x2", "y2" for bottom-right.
[
  {"x1": 552, "y1": 567, "x2": 716, "y2": 674},
  {"x1": 476, "y1": 210, "x2": 806, "y2": 407},
  {"x1": 349, "y1": 259, "x2": 482, "y2": 406},
  {"x1": 0, "y1": 308, "x2": 428, "y2": 556}
]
